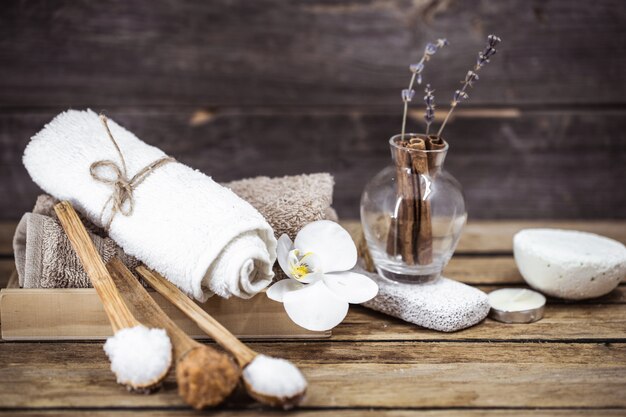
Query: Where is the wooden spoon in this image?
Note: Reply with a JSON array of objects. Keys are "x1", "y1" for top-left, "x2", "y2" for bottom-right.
[
  {"x1": 54, "y1": 201, "x2": 170, "y2": 391},
  {"x1": 106, "y1": 258, "x2": 241, "y2": 409},
  {"x1": 136, "y1": 266, "x2": 308, "y2": 408}
]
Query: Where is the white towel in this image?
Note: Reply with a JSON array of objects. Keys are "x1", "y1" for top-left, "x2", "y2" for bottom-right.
[{"x1": 23, "y1": 109, "x2": 277, "y2": 301}]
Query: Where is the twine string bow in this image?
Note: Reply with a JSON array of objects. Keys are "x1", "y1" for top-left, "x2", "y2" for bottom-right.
[{"x1": 90, "y1": 115, "x2": 175, "y2": 230}]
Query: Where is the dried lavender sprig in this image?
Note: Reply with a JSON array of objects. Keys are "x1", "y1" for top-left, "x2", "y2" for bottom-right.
[
  {"x1": 423, "y1": 84, "x2": 435, "y2": 135},
  {"x1": 476, "y1": 34, "x2": 501, "y2": 69},
  {"x1": 400, "y1": 38, "x2": 448, "y2": 140},
  {"x1": 437, "y1": 34, "x2": 501, "y2": 137}
]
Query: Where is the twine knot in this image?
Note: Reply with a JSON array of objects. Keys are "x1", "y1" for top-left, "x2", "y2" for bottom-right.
[{"x1": 90, "y1": 115, "x2": 174, "y2": 230}]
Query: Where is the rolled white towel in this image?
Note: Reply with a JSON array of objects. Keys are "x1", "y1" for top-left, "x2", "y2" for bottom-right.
[{"x1": 23, "y1": 109, "x2": 277, "y2": 301}]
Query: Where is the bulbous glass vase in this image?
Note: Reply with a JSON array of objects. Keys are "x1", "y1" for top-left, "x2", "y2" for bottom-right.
[{"x1": 360, "y1": 134, "x2": 467, "y2": 283}]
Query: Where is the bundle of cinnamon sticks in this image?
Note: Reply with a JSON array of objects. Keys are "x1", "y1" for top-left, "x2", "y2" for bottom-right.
[{"x1": 386, "y1": 135, "x2": 446, "y2": 265}]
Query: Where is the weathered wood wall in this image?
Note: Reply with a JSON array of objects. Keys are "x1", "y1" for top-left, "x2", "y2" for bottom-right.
[{"x1": 1, "y1": 0, "x2": 625, "y2": 220}]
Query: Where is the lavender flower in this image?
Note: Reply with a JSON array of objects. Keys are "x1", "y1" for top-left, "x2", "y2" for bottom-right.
[
  {"x1": 476, "y1": 34, "x2": 500, "y2": 70},
  {"x1": 425, "y1": 42, "x2": 438, "y2": 56},
  {"x1": 464, "y1": 70, "x2": 479, "y2": 87},
  {"x1": 423, "y1": 85, "x2": 435, "y2": 134},
  {"x1": 437, "y1": 34, "x2": 501, "y2": 137},
  {"x1": 410, "y1": 62, "x2": 424, "y2": 74},
  {"x1": 400, "y1": 38, "x2": 448, "y2": 140},
  {"x1": 453, "y1": 89, "x2": 468, "y2": 103},
  {"x1": 487, "y1": 34, "x2": 501, "y2": 48},
  {"x1": 402, "y1": 89, "x2": 416, "y2": 102}
]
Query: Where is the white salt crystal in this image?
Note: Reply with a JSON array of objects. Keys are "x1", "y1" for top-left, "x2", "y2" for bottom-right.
[
  {"x1": 243, "y1": 354, "x2": 307, "y2": 399},
  {"x1": 103, "y1": 325, "x2": 172, "y2": 387}
]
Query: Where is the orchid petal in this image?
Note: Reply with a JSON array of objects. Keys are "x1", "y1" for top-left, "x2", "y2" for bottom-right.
[
  {"x1": 266, "y1": 279, "x2": 303, "y2": 302},
  {"x1": 294, "y1": 220, "x2": 357, "y2": 273},
  {"x1": 283, "y1": 281, "x2": 349, "y2": 331},
  {"x1": 298, "y1": 271, "x2": 324, "y2": 284},
  {"x1": 277, "y1": 234, "x2": 294, "y2": 278},
  {"x1": 323, "y1": 271, "x2": 379, "y2": 304},
  {"x1": 287, "y1": 250, "x2": 300, "y2": 270}
]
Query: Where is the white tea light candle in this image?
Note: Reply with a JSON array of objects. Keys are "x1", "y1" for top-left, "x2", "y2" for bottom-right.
[{"x1": 488, "y1": 288, "x2": 546, "y2": 323}]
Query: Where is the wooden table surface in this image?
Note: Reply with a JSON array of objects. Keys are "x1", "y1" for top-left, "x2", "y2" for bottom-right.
[{"x1": 1, "y1": 220, "x2": 625, "y2": 416}]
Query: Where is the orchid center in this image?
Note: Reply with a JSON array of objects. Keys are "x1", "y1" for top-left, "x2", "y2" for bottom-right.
[{"x1": 287, "y1": 249, "x2": 320, "y2": 281}]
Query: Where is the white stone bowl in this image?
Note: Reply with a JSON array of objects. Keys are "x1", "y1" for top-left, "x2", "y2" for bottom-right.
[{"x1": 513, "y1": 229, "x2": 626, "y2": 300}]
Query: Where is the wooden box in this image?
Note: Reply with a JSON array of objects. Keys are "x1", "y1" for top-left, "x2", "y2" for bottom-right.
[{"x1": 0, "y1": 272, "x2": 329, "y2": 341}]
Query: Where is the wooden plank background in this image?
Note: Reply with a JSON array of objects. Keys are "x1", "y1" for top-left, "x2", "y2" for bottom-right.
[{"x1": 1, "y1": 0, "x2": 625, "y2": 220}]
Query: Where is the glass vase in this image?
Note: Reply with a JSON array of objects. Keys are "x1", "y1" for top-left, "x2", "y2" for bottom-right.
[{"x1": 360, "y1": 133, "x2": 467, "y2": 283}]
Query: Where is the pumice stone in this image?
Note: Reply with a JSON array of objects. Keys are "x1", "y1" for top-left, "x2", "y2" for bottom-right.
[{"x1": 514, "y1": 229, "x2": 626, "y2": 300}]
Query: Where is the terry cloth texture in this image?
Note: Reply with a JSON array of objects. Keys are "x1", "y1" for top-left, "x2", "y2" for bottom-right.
[
  {"x1": 15, "y1": 172, "x2": 336, "y2": 290},
  {"x1": 23, "y1": 109, "x2": 276, "y2": 301},
  {"x1": 14, "y1": 195, "x2": 140, "y2": 289},
  {"x1": 360, "y1": 268, "x2": 490, "y2": 332},
  {"x1": 226, "y1": 173, "x2": 337, "y2": 240}
]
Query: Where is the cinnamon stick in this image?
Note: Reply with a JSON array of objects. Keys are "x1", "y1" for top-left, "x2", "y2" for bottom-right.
[
  {"x1": 385, "y1": 135, "x2": 447, "y2": 267},
  {"x1": 386, "y1": 216, "x2": 400, "y2": 257},
  {"x1": 386, "y1": 140, "x2": 415, "y2": 264},
  {"x1": 426, "y1": 135, "x2": 447, "y2": 174},
  {"x1": 358, "y1": 232, "x2": 376, "y2": 273},
  {"x1": 408, "y1": 138, "x2": 433, "y2": 265}
]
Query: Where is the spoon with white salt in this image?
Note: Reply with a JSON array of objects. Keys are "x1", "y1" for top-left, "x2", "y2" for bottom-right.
[
  {"x1": 137, "y1": 266, "x2": 308, "y2": 409},
  {"x1": 107, "y1": 258, "x2": 241, "y2": 409},
  {"x1": 54, "y1": 201, "x2": 172, "y2": 392}
]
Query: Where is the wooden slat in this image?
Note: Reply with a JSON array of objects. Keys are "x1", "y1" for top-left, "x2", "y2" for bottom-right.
[
  {"x1": 444, "y1": 256, "x2": 523, "y2": 283},
  {"x1": 0, "y1": 0, "x2": 624, "y2": 107},
  {"x1": 2, "y1": 412, "x2": 624, "y2": 417},
  {"x1": 0, "y1": 287, "x2": 328, "y2": 341},
  {"x1": 1, "y1": 110, "x2": 626, "y2": 220},
  {"x1": 457, "y1": 221, "x2": 626, "y2": 253},
  {"x1": 332, "y1": 305, "x2": 626, "y2": 341},
  {"x1": 446, "y1": 255, "x2": 624, "y2": 288},
  {"x1": 0, "y1": 222, "x2": 16, "y2": 255},
  {"x1": 0, "y1": 342, "x2": 624, "y2": 408},
  {"x1": 476, "y1": 285, "x2": 626, "y2": 304},
  {"x1": 346, "y1": 220, "x2": 626, "y2": 254},
  {"x1": 0, "y1": 260, "x2": 14, "y2": 288},
  {"x1": 346, "y1": 219, "x2": 626, "y2": 254}
]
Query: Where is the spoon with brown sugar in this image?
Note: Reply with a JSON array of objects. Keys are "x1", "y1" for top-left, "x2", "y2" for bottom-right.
[
  {"x1": 106, "y1": 258, "x2": 241, "y2": 409},
  {"x1": 54, "y1": 201, "x2": 171, "y2": 392},
  {"x1": 137, "y1": 266, "x2": 308, "y2": 409}
]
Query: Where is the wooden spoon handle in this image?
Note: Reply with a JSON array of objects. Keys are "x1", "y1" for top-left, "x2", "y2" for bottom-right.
[
  {"x1": 107, "y1": 258, "x2": 200, "y2": 361},
  {"x1": 54, "y1": 201, "x2": 138, "y2": 332},
  {"x1": 137, "y1": 266, "x2": 257, "y2": 367}
]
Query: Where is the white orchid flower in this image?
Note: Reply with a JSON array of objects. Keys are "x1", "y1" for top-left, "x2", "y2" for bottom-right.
[{"x1": 266, "y1": 220, "x2": 378, "y2": 331}]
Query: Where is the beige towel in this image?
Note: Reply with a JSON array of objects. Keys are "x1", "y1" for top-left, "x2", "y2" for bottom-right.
[
  {"x1": 14, "y1": 173, "x2": 335, "y2": 289},
  {"x1": 227, "y1": 173, "x2": 337, "y2": 239}
]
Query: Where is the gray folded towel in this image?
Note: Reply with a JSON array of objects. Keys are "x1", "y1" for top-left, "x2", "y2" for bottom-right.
[{"x1": 14, "y1": 173, "x2": 336, "y2": 288}]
